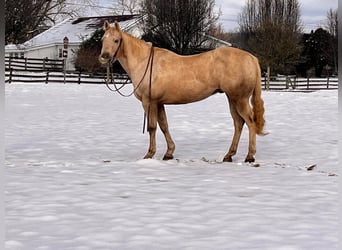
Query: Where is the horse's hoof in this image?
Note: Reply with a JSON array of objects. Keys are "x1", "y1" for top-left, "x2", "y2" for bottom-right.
[
  {"x1": 244, "y1": 157, "x2": 255, "y2": 163},
  {"x1": 163, "y1": 154, "x2": 174, "y2": 160},
  {"x1": 223, "y1": 156, "x2": 233, "y2": 162},
  {"x1": 143, "y1": 154, "x2": 153, "y2": 159}
]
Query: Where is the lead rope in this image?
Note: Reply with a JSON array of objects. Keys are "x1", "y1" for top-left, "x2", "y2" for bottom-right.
[
  {"x1": 143, "y1": 46, "x2": 155, "y2": 134},
  {"x1": 105, "y1": 45, "x2": 155, "y2": 133},
  {"x1": 105, "y1": 45, "x2": 154, "y2": 98},
  {"x1": 105, "y1": 66, "x2": 126, "y2": 92}
]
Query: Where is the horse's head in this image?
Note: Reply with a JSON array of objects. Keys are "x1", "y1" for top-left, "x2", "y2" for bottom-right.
[{"x1": 98, "y1": 21, "x2": 123, "y2": 64}]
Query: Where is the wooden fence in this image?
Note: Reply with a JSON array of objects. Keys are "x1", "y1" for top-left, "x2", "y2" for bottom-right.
[
  {"x1": 262, "y1": 75, "x2": 338, "y2": 90},
  {"x1": 5, "y1": 56, "x2": 130, "y2": 85},
  {"x1": 5, "y1": 57, "x2": 64, "y2": 72},
  {"x1": 5, "y1": 57, "x2": 338, "y2": 90},
  {"x1": 5, "y1": 69, "x2": 130, "y2": 85}
]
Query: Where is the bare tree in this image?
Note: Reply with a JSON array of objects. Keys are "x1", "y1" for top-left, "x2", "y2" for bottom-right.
[
  {"x1": 5, "y1": 0, "x2": 102, "y2": 44},
  {"x1": 141, "y1": 0, "x2": 219, "y2": 55},
  {"x1": 114, "y1": 0, "x2": 142, "y2": 15},
  {"x1": 238, "y1": 0, "x2": 302, "y2": 74},
  {"x1": 5, "y1": 0, "x2": 69, "y2": 44},
  {"x1": 325, "y1": 8, "x2": 338, "y2": 37},
  {"x1": 324, "y1": 8, "x2": 338, "y2": 74}
]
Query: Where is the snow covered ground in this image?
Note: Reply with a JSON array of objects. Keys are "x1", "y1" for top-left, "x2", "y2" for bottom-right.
[{"x1": 5, "y1": 83, "x2": 338, "y2": 249}]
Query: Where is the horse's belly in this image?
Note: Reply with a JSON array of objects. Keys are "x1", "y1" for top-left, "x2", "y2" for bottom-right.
[{"x1": 160, "y1": 84, "x2": 218, "y2": 104}]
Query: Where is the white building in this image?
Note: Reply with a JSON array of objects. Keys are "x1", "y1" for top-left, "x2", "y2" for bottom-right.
[{"x1": 5, "y1": 15, "x2": 143, "y2": 71}]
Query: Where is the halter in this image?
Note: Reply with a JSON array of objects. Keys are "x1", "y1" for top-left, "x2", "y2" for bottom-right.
[{"x1": 111, "y1": 38, "x2": 122, "y2": 62}]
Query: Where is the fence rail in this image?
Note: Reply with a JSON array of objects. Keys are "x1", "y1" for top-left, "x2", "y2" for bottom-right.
[
  {"x1": 5, "y1": 57, "x2": 338, "y2": 90},
  {"x1": 262, "y1": 75, "x2": 338, "y2": 90},
  {"x1": 5, "y1": 69, "x2": 130, "y2": 85},
  {"x1": 5, "y1": 69, "x2": 338, "y2": 90},
  {"x1": 5, "y1": 57, "x2": 64, "y2": 72}
]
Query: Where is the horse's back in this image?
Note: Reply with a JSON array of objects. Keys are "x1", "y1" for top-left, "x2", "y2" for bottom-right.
[
  {"x1": 152, "y1": 46, "x2": 260, "y2": 103},
  {"x1": 213, "y1": 46, "x2": 259, "y2": 71}
]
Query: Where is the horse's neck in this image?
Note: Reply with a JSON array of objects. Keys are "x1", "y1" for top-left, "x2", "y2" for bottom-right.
[{"x1": 119, "y1": 33, "x2": 151, "y2": 83}]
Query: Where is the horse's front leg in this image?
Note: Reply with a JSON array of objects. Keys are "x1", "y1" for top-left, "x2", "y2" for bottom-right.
[
  {"x1": 157, "y1": 104, "x2": 175, "y2": 160},
  {"x1": 143, "y1": 101, "x2": 158, "y2": 159}
]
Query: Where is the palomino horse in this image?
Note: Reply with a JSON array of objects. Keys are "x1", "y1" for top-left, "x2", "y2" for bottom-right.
[{"x1": 99, "y1": 21, "x2": 265, "y2": 163}]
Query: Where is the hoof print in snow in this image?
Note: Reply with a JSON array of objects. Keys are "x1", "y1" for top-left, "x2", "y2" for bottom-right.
[
  {"x1": 201, "y1": 157, "x2": 210, "y2": 163},
  {"x1": 306, "y1": 164, "x2": 316, "y2": 171}
]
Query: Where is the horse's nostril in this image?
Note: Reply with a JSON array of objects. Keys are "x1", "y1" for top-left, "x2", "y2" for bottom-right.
[
  {"x1": 99, "y1": 53, "x2": 110, "y2": 64},
  {"x1": 101, "y1": 53, "x2": 110, "y2": 59}
]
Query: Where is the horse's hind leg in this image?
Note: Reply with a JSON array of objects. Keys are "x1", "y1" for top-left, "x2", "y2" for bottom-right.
[
  {"x1": 235, "y1": 98, "x2": 257, "y2": 163},
  {"x1": 223, "y1": 97, "x2": 245, "y2": 162},
  {"x1": 157, "y1": 104, "x2": 175, "y2": 160}
]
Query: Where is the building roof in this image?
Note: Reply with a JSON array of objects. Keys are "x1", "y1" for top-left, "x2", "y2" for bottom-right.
[
  {"x1": 9, "y1": 15, "x2": 142, "y2": 50},
  {"x1": 205, "y1": 34, "x2": 232, "y2": 47}
]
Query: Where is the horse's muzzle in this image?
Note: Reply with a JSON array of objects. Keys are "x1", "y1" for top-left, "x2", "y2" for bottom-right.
[{"x1": 98, "y1": 53, "x2": 110, "y2": 64}]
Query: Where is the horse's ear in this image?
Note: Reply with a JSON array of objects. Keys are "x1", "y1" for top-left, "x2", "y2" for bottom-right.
[
  {"x1": 103, "y1": 20, "x2": 110, "y2": 31},
  {"x1": 114, "y1": 21, "x2": 121, "y2": 31}
]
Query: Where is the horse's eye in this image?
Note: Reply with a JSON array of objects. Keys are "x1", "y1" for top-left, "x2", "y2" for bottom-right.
[{"x1": 114, "y1": 39, "x2": 119, "y2": 43}]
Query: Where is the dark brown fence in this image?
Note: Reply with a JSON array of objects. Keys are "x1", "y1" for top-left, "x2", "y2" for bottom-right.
[
  {"x1": 5, "y1": 69, "x2": 130, "y2": 85},
  {"x1": 5, "y1": 57, "x2": 338, "y2": 89},
  {"x1": 262, "y1": 75, "x2": 338, "y2": 90},
  {"x1": 5, "y1": 56, "x2": 130, "y2": 84},
  {"x1": 5, "y1": 57, "x2": 64, "y2": 72}
]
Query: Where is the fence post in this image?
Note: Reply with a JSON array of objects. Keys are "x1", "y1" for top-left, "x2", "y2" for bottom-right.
[
  {"x1": 263, "y1": 74, "x2": 266, "y2": 90},
  {"x1": 266, "y1": 66, "x2": 270, "y2": 90},
  {"x1": 45, "y1": 70, "x2": 49, "y2": 84},
  {"x1": 63, "y1": 59, "x2": 66, "y2": 84},
  {"x1": 285, "y1": 76, "x2": 289, "y2": 89},
  {"x1": 8, "y1": 68, "x2": 13, "y2": 84},
  {"x1": 78, "y1": 71, "x2": 81, "y2": 84},
  {"x1": 25, "y1": 58, "x2": 27, "y2": 70},
  {"x1": 327, "y1": 75, "x2": 330, "y2": 89},
  {"x1": 306, "y1": 76, "x2": 309, "y2": 90},
  {"x1": 43, "y1": 58, "x2": 46, "y2": 71}
]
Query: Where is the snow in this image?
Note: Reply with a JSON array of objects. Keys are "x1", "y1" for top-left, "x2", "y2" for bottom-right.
[{"x1": 5, "y1": 83, "x2": 338, "y2": 249}]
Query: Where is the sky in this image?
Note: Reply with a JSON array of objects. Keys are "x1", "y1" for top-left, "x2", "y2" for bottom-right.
[
  {"x1": 95, "y1": 0, "x2": 338, "y2": 33},
  {"x1": 214, "y1": 0, "x2": 338, "y2": 32}
]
